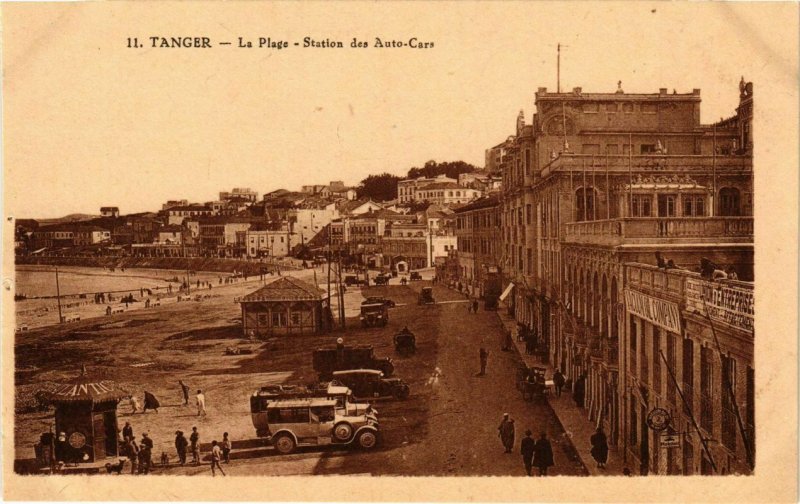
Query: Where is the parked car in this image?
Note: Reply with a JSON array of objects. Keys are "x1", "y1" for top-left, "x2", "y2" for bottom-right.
[
  {"x1": 250, "y1": 383, "x2": 374, "y2": 417},
  {"x1": 409, "y1": 271, "x2": 423, "y2": 281},
  {"x1": 345, "y1": 274, "x2": 369, "y2": 286},
  {"x1": 331, "y1": 369, "x2": 410, "y2": 400},
  {"x1": 362, "y1": 296, "x2": 396, "y2": 308},
  {"x1": 251, "y1": 397, "x2": 379, "y2": 453},
  {"x1": 418, "y1": 286, "x2": 435, "y2": 305},
  {"x1": 373, "y1": 273, "x2": 391, "y2": 285},
  {"x1": 393, "y1": 327, "x2": 416, "y2": 356},
  {"x1": 360, "y1": 302, "x2": 389, "y2": 327},
  {"x1": 313, "y1": 345, "x2": 395, "y2": 380}
]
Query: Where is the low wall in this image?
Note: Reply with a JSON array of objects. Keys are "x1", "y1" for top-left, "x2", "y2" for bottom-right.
[{"x1": 15, "y1": 256, "x2": 300, "y2": 275}]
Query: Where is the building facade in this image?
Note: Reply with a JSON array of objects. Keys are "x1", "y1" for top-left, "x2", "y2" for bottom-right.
[
  {"x1": 493, "y1": 80, "x2": 754, "y2": 475},
  {"x1": 454, "y1": 195, "x2": 502, "y2": 298}
]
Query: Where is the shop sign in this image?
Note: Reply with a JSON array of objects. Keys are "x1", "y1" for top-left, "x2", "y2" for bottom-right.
[
  {"x1": 625, "y1": 289, "x2": 681, "y2": 334},
  {"x1": 660, "y1": 432, "x2": 680, "y2": 448}
]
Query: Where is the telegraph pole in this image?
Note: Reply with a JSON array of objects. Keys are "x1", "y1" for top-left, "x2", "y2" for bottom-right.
[{"x1": 55, "y1": 267, "x2": 63, "y2": 323}]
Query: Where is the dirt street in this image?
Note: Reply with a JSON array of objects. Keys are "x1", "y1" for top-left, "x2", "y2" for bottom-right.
[{"x1": 15, "y1": 273, "x2": 585, "y2": 476}]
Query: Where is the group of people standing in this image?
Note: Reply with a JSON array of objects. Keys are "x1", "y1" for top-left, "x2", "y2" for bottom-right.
[{"x1": 497, "y1": 414, "x2": 554, "y2": 476}]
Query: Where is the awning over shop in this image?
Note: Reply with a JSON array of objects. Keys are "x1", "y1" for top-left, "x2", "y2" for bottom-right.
[{"x1": 499, "y1": 282, "x2": 515, "y2": 302}]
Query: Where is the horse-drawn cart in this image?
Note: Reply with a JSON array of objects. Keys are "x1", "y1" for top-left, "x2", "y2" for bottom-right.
[{"x1": 516, "y1": 365, "x2": 547, "y2": 402}]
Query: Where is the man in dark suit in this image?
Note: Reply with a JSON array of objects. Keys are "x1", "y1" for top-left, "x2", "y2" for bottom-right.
[{"x1": 520, "y1": 430, "x2": 535, "y2": 476}]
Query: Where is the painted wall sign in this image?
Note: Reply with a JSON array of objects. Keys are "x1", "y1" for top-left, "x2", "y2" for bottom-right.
[{"x1": 625, "y1": 289, "x2": 682, "y2": 334}]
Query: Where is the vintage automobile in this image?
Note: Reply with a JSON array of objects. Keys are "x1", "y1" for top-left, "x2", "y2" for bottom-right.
[
  {"x1": 363, "y1": 296, "x2": 396, "y2": 308},
  {"x1": 344, "y1": 274, "x2": 368, "y2": 287},
  {"x1": 373, "y1": 273, "x2": 391, "y2": 286},
  {"x1": 251, "y1": 397, "x2": 379, "y2": 454},
  {"x1": 409, "y1": 271, "x2": 423, "y2": 281},
  {"x1": 313, "y1": 345, "x2": 395, "y2": 380},
  {"x1": 250, "y1": 383, "x2": 375, "y2": 417},
  {"x1": 393, "y1": 327, "x2": 416, "y2": 356},
  {"x1": 360, "y1": 301, "x2": 389, "y2": 327},
  {"x1": 331, "y1": 369, "x2": 410, "y2": 400},
  {"x1": 418, "y1": 286, "x2": 436, "y2": 305}
]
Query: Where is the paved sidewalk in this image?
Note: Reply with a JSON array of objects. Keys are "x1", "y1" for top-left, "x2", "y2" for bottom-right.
[{"x1": 495, "y1": 309, "x2": 627, "y2": 476}]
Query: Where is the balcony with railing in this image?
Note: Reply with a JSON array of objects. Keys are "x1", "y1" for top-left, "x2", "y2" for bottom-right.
[
  {"x1": 563, "y1": 217, "x2": 753, "y2": 246},
  {"x1": 540, "y1": 153, "x2": 752, "y2": 180}
]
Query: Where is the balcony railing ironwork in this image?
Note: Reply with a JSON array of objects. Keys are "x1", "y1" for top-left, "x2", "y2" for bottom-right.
[{"x1": 564, "y1": 217, "x2": 753, "y2": 245}]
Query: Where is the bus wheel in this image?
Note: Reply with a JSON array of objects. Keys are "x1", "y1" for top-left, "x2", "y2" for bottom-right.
[{"x1": 274, "y1": 434, "x2": 296, "y2": 455}]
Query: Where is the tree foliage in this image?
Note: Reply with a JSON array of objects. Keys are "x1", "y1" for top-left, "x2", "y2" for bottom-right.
[
  {"x1": 407, "y1": 160, "x2": 479, "y2": 180},
  {"x1": 356, "y1": 173, "x2": 402, "y2": 201}
]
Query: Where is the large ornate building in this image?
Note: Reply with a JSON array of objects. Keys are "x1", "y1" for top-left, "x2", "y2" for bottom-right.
[{"x1": 484, "y1": 79, "x2": 754, "y2": 475}]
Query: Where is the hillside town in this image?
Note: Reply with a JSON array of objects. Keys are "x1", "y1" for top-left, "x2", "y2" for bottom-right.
[{"x1": 14, "y1": 79, "x2": 754, "y2": 478}]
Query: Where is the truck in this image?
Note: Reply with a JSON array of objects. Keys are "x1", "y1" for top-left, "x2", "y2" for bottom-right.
[
  {"x1": 312, "y1": 345, "x2": 395, "y2": 380},
  {"x1": 359, "y1": 301, "x2": 389, "y2": 327}
]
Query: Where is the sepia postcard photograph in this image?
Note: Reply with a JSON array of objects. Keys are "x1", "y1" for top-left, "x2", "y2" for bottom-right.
[{"x1": 2, "y1": 1, "x2": 798, "y2": 502}]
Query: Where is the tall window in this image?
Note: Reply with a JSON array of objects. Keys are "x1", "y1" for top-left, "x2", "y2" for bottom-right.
[
  {"x1": 630, "y1": 402, "x2": 638, "y2": 445},
  {"x1": 719, "y1": 187, "x2": 741, "y2": 216},
  {"x1": 653, "y1": 328, "x2": 662, "y2": 396},
  {"x1": 630, "y1": 318, "x2": 637, "y2": 376},
  {"x1": 640, "y1": 327, "x2": 648, "y2": 385},
  {"x1": 667, "y1": 334, "x2": 677, "y2": 406},
  {"x1": 576, "y1": 188, "x2": 595, "y2": 221},
  {"x1": 684, "y1": 196, "x2": 706, "y2": 217},
  {"x1": 683, "y1": 339, "x2": 694, "y2": 416},
  {"x1": 658, "y1": 194, "x2": 677, "y2": 217},
  {"x1": 630, "y1": 196, "x2": 652, "y2": 217},
  {"x1": 700, "y1": 346, "x2": 714, "y2": 432},
  {"x1": 721, "y1": 355, "x2": 737, "y2": 452}
]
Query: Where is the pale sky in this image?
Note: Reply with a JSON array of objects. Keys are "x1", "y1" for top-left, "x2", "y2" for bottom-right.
[{"x1": 3, "y1": 2, "x2": 796, "y2": 218}]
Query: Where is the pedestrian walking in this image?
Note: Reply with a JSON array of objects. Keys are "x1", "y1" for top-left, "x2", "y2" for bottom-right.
[
  {"x1": 129, "y1": 395, "x2": 140, "y2": 414},
  {"x1": 590, "y1": 426, "x2": 609, "y2": 469},
  {"x1": 503, "y1": 329, "x2": 513, "y2": 351},
  {"x1": 125, "y1": 436, "x2": 139, "y2": 475},
  {"x1": 121, "y1": 421, "x2": 133, "y2": 441},
  {"x1": 222, "y1": 432, "x2": 232, "y2": 463},
  {"x1": 210, "y1": 441, "x2": 226, "y2": 476},
  {"x1": 497, "y1": 413, "x2": 515, "y2": 453},
  {"x1": 179, "y1": 380, "x2": 190, "y2": 406},
  {"x1": 143, "y1": 391, "x2": 160, "y2": 413},
  {"x1": 196, "y1": 389, "x2": 207, "y2": 416},
  {"x1": 573, "y1": 373, "x2": 586, "y2": 408},
  {"x1": 472, "y1": 299, "x2": 479, "y2": 313},
  {"x1": 520, "y1": 429, "x2": 535, "y2": 476},
  {"x1": 478, "y1": 347, "x2": 489, "y2": 376},
  {"x1": 174, "y1": 431, "x2": 188, "y2": 466},
  {"x1": 533, "y1": 432, "x2": 554, "y2": 476},
  {"x1": 190, "y1": 427, "x2": 200, "y2": 465},
  {"x1": 552, "y1": 370, "x2": 566, "y2": 398}
]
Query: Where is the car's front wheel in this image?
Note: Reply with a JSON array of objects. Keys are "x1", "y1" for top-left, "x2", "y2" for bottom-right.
[
  {"x1": 273, "y1": 434, "x2": 296, "y2": 455},
  {"x1": 394, "y1": 385, "x2": 410, "y2": 400},
  {"x1": 333, "y1": 422, "x2": 354, "y2": 442},
  {"x1": 356, "y1": 430, "x2": 378, "y2": 450}
]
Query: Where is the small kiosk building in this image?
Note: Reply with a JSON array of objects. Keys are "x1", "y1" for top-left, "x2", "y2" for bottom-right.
[
  {"x1": 239, "y1": 276, "x2": 331, "y2": 338},
  {"x1": 48, "y1": 368, "x2": 127, "y2": 464}
]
